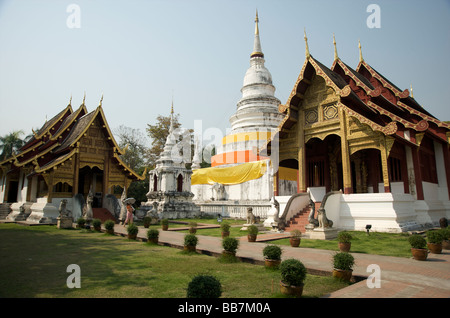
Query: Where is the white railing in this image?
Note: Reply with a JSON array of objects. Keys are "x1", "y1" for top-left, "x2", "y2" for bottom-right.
[{"x1": 198, "y1": 202, "x2": 271, "y2": 220}]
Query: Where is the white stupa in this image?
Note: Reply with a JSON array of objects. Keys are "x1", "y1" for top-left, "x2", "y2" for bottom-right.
[
  {"x1": 143, "y1": 104, "x2": 200, "y2": 219},
  {"x1": 213, "y1": 11, "x2": 284, "y2": 166}
]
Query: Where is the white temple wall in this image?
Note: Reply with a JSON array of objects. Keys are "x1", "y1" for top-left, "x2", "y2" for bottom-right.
[{"x1": 433, "y1": 141, "x2": 449, "y2": 201}]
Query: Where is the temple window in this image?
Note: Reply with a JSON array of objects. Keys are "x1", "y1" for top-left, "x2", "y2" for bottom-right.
[{"x1": 177, "y1": 174, "x2": 183, "y2": 192}]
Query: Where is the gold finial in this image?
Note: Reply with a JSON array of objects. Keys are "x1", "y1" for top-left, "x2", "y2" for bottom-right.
[
  {"x1": 69, "y1": 94, "x2": 72, "y2": 106},
  {"x1": 410, "y1": 84, "x2": 414, "y2": 98},
  {"x1": 304, "y1": 28, "x2": 310, "y2": 59},
  {"x1": 82, "y1": 91, "x2": 86, "y2": 105},
  {"x1": 32, "y1": 128, "x2": 38, "y2": 138},
  {"x1": 255, "y1": 9, "x2": 259, "y2": 35},
  {"x1": 99, "y1": 92, "x2": 103, "y2": 107},
  {"x1": 333, "y1": 33, "x2": 338, "y2": 61},
  {"x1": 358, "y1": 39, "x2": 364, "y2": 62}
]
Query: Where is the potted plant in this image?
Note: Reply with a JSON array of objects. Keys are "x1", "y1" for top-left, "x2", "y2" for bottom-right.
[
  {"x1": 441, "y1": 227, "x2": 450, "y2": 250},
  {"x1": 220, "y1": 222, "x2": 231, "y2": 238},
  {"x1": 262, "y1": 245, "x2": 282, "y2": 268},
  {"x1": 337, "y1": 231, "x2": 352, "y2": 252},
  {"x1": 279, "y1": 259, "x2": 307, "y2": 297},
  {"x1": 408, "y1": 234, "x2": 428, "y2": 261},
  {"x1": 161, "y1": 218, "x2": 169, "y2": 231},
  {"x1": 147, "y1": 228, "x2": 159, "y2": 244},
  {"x1": 289, "y1": 230, "x2": 302, "y2": 247},
  {"x1": 143, "y1": 216, "x2": 152, "y2": 228},
  {"x1": 104, "y1": 219, "x2": 115, "y2": 235},
  {"x1": 247, "y1": 225, "x2": 258, "y2": 242},
  {"x1": 184, "y1": 234, "x2": 198, "y2": 252},
  {"x1": 92, "y1": 218, "x2": 102, "y2": 232},
  {"x1": 76, "y1": 217, "x2": 86, "y2": 229},
  {"x1": 222, "y1": 237, "x2": 239, "y2": 257},
  {"x1": 188, "y1": 221, "x2": 197, "y2": 234},
  {"x1": 426, "y1": 230, "x2": 443, "y2": 254},
  {"x1": 332, "y1": 252, "x2": 355, "y2": 281},
  {"x1": 127, "y1": 223, "x2": 139, "y2": 240}
]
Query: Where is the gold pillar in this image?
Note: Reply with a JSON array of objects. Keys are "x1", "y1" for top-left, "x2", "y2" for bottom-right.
[
  {"x1": 380, "y1": 137, "x2": 391, "y2": 193},
  {"x1": 339, "y1": 108, "x2": 352, "y2": 194},
  {"x1": 298, "y1": 109, "x2": 307, "y2": 193}
]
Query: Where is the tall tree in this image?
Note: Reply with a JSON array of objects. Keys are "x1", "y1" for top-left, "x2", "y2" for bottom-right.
[
  {"x1": 114, "y1": 125, "x2": 149, "y2": 172},
  {"x1": 113, "y1": 125, "x2": 150, "y2": 206},
  {"x1": 0, "y1": 130, "x2": 26, "y2": 161}
]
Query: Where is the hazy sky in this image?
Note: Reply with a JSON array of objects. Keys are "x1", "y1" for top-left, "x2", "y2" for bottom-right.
[{"x1": 0, "y1": 0, "x2": 449, "y2": 146}]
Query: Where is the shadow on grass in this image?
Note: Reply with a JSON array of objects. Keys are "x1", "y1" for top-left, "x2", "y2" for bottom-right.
[{"x1": 0, "y1": 224, "x2": 151, "y2": 297}]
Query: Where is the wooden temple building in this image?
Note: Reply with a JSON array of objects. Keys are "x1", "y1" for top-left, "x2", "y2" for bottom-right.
[
  {"x1": 0, "y1": 97, "x2": 145, "y2": 223},
  {"x1": 267, "y1": 33, "x2": 450, "y2": 232}
]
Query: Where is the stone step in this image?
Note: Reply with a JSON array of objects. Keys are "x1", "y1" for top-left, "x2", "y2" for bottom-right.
[
  {"x1": 93, "y1": 208, "x2": 117, "y2": 223},
  {"x1": 285, "y1": 202, "x2": 321, "y2": 233},
  {"x1": 0, "y1": 203, "x2": 12, "y2": 220}
]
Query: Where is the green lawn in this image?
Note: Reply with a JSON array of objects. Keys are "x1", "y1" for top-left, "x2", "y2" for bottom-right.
[
  {"x1": 0, "y1": 223, "x2": 349, "y2": 298},
  {"x1": 270, "y1": 231, "x2": 413, "y2": 258}
]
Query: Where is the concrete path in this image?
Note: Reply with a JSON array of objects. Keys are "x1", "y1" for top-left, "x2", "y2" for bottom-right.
[{"x1": 110, "y1": 223, "x2": 450, "y2": 298}]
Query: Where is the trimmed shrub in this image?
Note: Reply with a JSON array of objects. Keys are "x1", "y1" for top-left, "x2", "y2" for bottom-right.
[
  {"x1": 408, "y1": 234, "x2": 426, "y2": 249},
  {"x1": 333, "y1": 252, "x2": 355, "y2": 271},
  {"x1": 104, "y1": 220, "x2": 115, "y2": 231},
  {"x1": 427, "y1": 230, "x2": 444, "y2": 244},
  {"x1": 263, "y1": 245, "x2": 282, "y2": 260},
  {"x1": 222, "y1": 237, "x2": 239, "y2": 253},
  {"x1": 184, "y1": 234, "x2": 198, "y2": 247},
  {"x1": 280, "y1": 259, "x2": 307, "y2": 286},
  {"x1": 186, "y1": 274, "x2": 222, "y2": 298}
]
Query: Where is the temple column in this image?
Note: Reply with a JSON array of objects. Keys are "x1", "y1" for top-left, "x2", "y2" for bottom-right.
[
  {"x1": 273, "y1": 170, "x2": 279, "y2": 196},
  {"x1": 298, "y1": 109, "x2": 307, "y2": 193},
  {"x1": 102, "y1": 151, "x2": 110, "y2": 207},
  {"x1": 339, "y1": 108, "x2": 352, "y2": 194},
  {"x1": 380, "y1": 142, "x2": 390, "y2": 193},
  {"x1": 73, "y1": 148, "x2": 80, "y2": 196},
  {"x1": 411, "y1": 146, "x2": 424, "y2": 200},
  {"x1": 47, "y1": 171, "x2": 54, "y2": 203}
]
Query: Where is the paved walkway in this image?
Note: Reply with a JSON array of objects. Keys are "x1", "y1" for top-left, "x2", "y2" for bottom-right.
[{"x1": 109, "y1": 223, "x2": 450, "y2": 298}]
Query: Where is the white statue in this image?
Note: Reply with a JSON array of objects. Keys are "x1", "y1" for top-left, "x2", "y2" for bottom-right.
[
  {"x1": 211, "y1": 182, "x2": 225, "y2": 201},
  {"x1": 263, "y1": 197, "x2": 280, "y2": 229}
]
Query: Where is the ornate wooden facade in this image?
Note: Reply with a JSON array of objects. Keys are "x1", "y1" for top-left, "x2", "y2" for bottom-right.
[
  {"x1": 0, "y1": 99, "x2": 145, "y2": 217},
  {"x1": 271, "y1": 37, "x2": 450, "y2": 202}
]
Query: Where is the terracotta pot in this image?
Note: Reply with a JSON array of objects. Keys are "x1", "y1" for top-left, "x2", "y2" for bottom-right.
[
  {"x1": 332, "y1": 269, "x2": 353, "y2": 281},
  {"x1": 264, "y1": 259, "x2": 281, "y2": 268},
  {"x1": 128, "y1": 233, "x2": 137, "y2": 240},
  {"x1": 443, "y1": 240, "x2": 450, "y2": 250},
  {"x1": 148, "y1": 238, "x2": 158, "y2": 244},
  {"x1": 189, "y1": 228, "x2": 197, "y2": 234},
  {"x1": 94, "y1": 226, "x2": 101, "y2": 232},
  {"x1": 106, "y1": 229, "x2": 115, "y2": 235},
  {"x1": 222, "y1": 250, "x2": 236, "y2": 257},
  {"x1": 162, "y1": 224, "x2": 169, "y2": 231},
  {"x1": 411, "y1": 248, "x2": 428, "y2": 261},
  {"x1": 427, "y1": 242, "x2": 442, "y2": 254},
  {"x1": 279, "y1": 281, "x2": 304, "y2": 297},
  {"x1": 247, "y1": 234, "x2": 257, "y2": 242},
  {"x1": 184, "y1": 245, "x2": 196, "y2": 252},
  {"x1": 221, "y1": 231, "x2": 230, "y2": 238},
  {"x1": 338, "y1": 242, "x2": 351, "y2": 252},
  {"x1": 289, "y1": 238, "x2": 301, "y2": 247}
]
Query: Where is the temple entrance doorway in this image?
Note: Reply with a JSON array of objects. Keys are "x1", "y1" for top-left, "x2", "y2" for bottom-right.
[{"x1": 78, "y1": 166, "x2": 103, "y2": 208}]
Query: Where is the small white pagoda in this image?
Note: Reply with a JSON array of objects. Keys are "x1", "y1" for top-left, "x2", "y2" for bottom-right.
[{"x1": 142, "y1": 105, "x2": 200, "y2": 219}]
